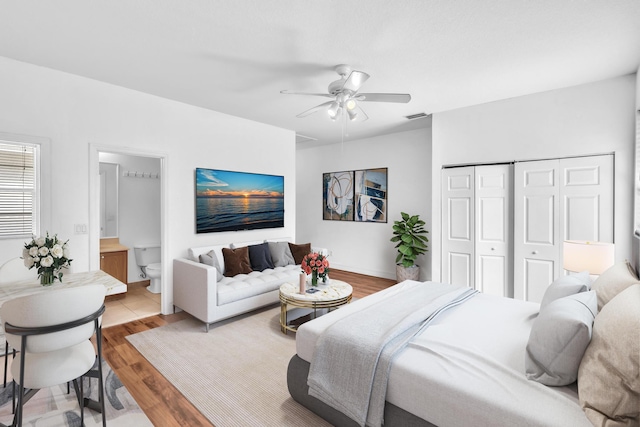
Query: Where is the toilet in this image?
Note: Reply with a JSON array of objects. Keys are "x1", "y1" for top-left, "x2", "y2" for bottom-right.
[{"x1": 134, "y1": 244, "x2": 162, "y2": 293}]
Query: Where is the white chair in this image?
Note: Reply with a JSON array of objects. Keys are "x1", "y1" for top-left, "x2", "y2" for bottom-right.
[
  {"x1": 0, "y1": 284, "x2": 107, "y2": 427},
  {"x1": 0, "y1": 258, "x2": 38, "y2": 389},
  {"x1": 0, "y1": 258, "x2": 37, "y2": 285}
]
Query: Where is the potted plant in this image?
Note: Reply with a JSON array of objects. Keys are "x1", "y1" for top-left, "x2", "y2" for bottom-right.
[{"x1": 390, "y1": 212, "x2": 429, "y2": 282}]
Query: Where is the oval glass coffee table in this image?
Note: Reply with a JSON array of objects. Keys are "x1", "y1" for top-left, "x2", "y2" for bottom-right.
[{"x1": 279, "y1": 279, "x2": 353, "y2": 334}]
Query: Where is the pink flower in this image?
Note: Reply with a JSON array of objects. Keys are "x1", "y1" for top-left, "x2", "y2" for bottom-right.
[{"x1": 318, "y1": 267, "x2": 325, "y2": 274}]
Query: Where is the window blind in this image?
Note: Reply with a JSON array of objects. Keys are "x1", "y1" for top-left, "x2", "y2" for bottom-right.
[{"x1": 0, "y1": 142, "x2": 36, "y2": 237}]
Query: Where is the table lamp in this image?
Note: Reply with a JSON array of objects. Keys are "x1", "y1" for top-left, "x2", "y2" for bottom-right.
[{"x1": 563, "y1": 240, "x2": 615, "y2": 275}]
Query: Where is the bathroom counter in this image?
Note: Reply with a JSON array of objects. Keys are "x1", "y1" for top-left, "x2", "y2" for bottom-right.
[
  {"x1": 100, "y1": 238, "x2": 129, "y2": 253},
  {"x1": 100, "y1": 238, "x2": 129, "y2": 284}
]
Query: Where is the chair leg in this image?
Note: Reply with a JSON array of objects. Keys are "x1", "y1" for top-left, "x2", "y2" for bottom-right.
[
  {"x1": 3, "y1": 342, "x2": 8, "y2": 387},
  {"x1": 97, "y1": 328, "x2": 106, "y2": 427}
]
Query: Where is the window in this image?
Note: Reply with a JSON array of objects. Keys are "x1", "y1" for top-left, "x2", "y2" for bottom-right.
[{"x1": 0, "y1": 141, "x2": 37, "y2": 238}]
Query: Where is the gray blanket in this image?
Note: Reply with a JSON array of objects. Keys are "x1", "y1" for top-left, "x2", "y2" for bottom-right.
[{"x1": 307, "y1": 281, "x2": 477, "y2": 427}]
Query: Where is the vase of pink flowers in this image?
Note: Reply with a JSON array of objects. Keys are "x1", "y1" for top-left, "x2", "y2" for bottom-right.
[{"x1": 301, "y1": 252, "x2": 330, "y2": 286}]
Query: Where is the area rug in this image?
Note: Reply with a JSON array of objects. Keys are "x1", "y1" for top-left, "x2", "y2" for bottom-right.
[
  {"x1": 126, "y1": 305, "x2": 332, "y2": 427},
  {"x1": 0, "y1": 360, "x2": 152, "y2": 426}
]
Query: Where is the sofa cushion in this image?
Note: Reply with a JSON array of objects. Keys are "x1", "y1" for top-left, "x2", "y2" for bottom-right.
[
  {"x1": 199, "y1": 250, "x2": 223, "y2": 281},
  {"x1": 289, "y1": 242, "x2": 311, "y2": 265},
  {"x1": 268, "y1": 241, "x2": 295, "y2": 267},
  {"x1": 591, "y1": 260, "x2": 639, "y2": 310},
  {"x1": 525, "y1": 290, "x2": 597, "y2": 386},
  {"x1": 222, "y1": 246, "x2": 253, "y2": 277},
  {"x1": 217, "y1": 264, "x2": 301, "y2": 305},
  {"x1": 539, "y1": 271, "x2": 591, "y2": 310},
  {"x1": 248, "y1": 242, "x2": 274, "y2": 272},
  {"x1": 578, "y1": 284, "x2": 640, "y2": 426}
]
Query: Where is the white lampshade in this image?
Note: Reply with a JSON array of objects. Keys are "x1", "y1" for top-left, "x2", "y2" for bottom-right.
[{"x1": 563, "y1": 240, "x2": 615, "y2": 275}]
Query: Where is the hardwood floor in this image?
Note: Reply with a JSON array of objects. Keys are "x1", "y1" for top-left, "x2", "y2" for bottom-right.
[{"x1": 102, "y1": 269, "x2": 396, "y2": 426}]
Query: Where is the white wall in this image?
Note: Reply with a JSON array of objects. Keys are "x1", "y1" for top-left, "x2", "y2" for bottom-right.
[
  {"x1": 0, "y1": 56, "x2": 296, "y2": 313},
  {"x1": 296, "y1": 128, "x2": 432, "y2": 280},
  {"x1": 99, "y1": 152, "x2": 162, "y2": 283},
  {"x1": 431, "y1": 74, "x2": 637, "y2": 281}
]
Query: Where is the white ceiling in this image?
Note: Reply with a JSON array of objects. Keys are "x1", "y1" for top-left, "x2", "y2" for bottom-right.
[{"x1": 1, "y1": 1, "x2": 639, "y2": 146}]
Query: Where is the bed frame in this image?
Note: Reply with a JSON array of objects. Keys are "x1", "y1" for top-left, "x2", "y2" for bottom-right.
[{"x1": 287, "y1": 354, "x2": 436, "y2": 427}]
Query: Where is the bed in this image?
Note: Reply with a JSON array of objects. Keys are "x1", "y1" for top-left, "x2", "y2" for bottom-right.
[{"x1": 287, "y1": 263, "x2": 640, "y2": 427}]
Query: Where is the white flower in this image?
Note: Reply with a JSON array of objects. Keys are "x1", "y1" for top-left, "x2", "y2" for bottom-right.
[
  {"x1": 23, "y1": 257, "x2": 34, "y2": 268},
  {"x1": 40, "y1": 255, "x2": 54, "y2": 268},
  {"x1": 38, "y1": 246, "x2": 49, "y2": 256},
  {"x1": 22, "y1": 248, "x2": 29, "y2": 259},
  {"x1": 63, "y1": 246, "x2": 70, "y2": 259},
  {"x1": 29, "y1": 246, "x2": 39, "y2": 257},
  {"x1": 51, "y1": 244, "x2": 64, "y2": 258},
  {"x1": 35, "y1": 237, "x2": 46, "y2": 247}
]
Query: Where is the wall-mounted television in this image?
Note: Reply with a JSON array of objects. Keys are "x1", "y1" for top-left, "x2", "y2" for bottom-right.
[{"x1": 195, "y1": 168, "x2": 284, "y2": 233}]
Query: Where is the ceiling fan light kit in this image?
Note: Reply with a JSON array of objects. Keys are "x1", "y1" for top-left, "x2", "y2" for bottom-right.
[{"x1": 281, "y1": 64, "x2": 411, "y2": 123}]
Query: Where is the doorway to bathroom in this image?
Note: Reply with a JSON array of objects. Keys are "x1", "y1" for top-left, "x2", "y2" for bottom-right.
[{"x1": 89, "y1": 145, "x2": 167, "y2": 318}]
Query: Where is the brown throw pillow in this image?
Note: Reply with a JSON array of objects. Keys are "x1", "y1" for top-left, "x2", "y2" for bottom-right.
[
  {"x1": 222, "y1": 246, "x2": 252, "y2": 277},
  {"x1": 578, "y1": 284, "x2": 640, "y2": 426},
  {"x1": 289, "y1": 242, "x2": 311, "y2": 265},
  {"x1": 591, "y1": 260, "x2": 639, "y2": 310}
]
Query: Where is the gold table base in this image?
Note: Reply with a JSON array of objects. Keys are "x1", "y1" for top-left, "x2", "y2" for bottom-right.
[{"x1": 279, "y1": 292, "x2": 352, "y2": 334}]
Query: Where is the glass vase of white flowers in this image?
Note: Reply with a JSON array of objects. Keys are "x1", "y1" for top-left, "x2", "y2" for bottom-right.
[{"x1": 22, "y1": 233, "x2": 72, "y2": 285}]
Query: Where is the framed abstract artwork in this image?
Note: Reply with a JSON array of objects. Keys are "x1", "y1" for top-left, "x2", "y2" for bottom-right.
[
  {"x1": 354, "y1": 168, "x2": 387, "y2": 222},
  {"x1": 323, "y1": 171, "x2": 354, "y2": 221}
]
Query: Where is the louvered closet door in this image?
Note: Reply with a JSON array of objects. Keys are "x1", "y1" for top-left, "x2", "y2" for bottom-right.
[
  {"x1": 475, "y1": 165, "x2": 513, "y2": 297},
  {"x1": 441, "y1": 167, "x2": 475, "y2": 287}
]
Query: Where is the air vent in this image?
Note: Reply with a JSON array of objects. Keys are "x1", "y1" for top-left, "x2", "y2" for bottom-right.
[
  {"x1": 295, "y1": 134, "x2": 318, "y2": 144},
  {"x1": 405, "y1": 112, "x2": 430, "y2": 120}
]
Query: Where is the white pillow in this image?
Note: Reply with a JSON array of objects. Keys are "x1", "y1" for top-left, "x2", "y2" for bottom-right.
[
  {"x1": 539, "y1": 271, "x2": 591, "y2": 310},
  {"x1": 525, "y1": 290, "x2": 597, "y2": 386},
  {"x1": 199, "y1": 250, "x2": 223, "y2": 281}
]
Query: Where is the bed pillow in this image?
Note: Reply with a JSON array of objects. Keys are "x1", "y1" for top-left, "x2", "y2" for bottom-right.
[
  {"x1": 540, "y1": 271, "x2": 591, "y2": 310},
  {"x1": 248, "y1": 242, "x2": 274, "y2": 272},
  {"x1": 525, "y1": 290, "x2": 597, "y2": 386},
  {"x1": 591, "y1": 260, "x2": 639, "y2": 311},
  {"x1": 268, "y1": 241, "x2": 295, "y2": 267},
  {"x1": 222, "y1": 246, "x2": 253, "y2": 277},
  {"x1": 199, "y1": 250, "x2": 223, "y2": 281},
  {"x1": 289, "y1": 242, "x2": 311, "y2": 265},
  {"x1": 578, "y1": 284, "x2": 640, "y2": 426}
]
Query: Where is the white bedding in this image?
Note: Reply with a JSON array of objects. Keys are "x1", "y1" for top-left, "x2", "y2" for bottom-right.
[{"x1": 296, "y1": 281, "x2": 592, "y2": 427}]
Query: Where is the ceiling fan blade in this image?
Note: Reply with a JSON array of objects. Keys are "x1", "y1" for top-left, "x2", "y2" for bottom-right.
[
  {"x1": 357, "y1": 93, "x2": 411, "y2": 103},
  {"x1": 341, "y1": 71, "x2": 370, "y2": 92},
  {"x1": 296, "y1": 101, "x2": 334, "y2": 118},
  {"x1": 280, "y1": 90, "x2": 333, "y2": 98},
  {"x1": 356, "y1": 103, "x2": 369, "y2": 122}
]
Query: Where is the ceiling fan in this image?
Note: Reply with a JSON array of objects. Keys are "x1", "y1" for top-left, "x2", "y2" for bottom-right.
[{"x1": 280, "y1": 64, "x2": 411, "y2": 122}]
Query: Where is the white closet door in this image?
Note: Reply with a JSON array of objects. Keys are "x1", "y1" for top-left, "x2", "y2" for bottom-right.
[
  {"x1": 514, "y1": 155, "x2": 613, "y2": 302},
  {"x1": 560, "y1": 155, "x2": 614, "y2": 243},
  {"x1": 475, "y1": 164, "x2": 513, "y2": 297},
  {"x1": 514, "y1": 160, "x2": 560, "y2": 302},
  {"x1": 441, "y1": 167, "x2": 475, "y2": 287}
]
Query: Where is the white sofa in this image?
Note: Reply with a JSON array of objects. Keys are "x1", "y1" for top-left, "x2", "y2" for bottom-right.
[{"x1": 173, "y1": 238, "x2": 325, "y2": 331}]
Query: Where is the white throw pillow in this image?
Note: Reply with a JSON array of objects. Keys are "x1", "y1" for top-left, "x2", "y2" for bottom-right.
[
  {"x1": 539, "y1": 271, "x2": 591, "y2": 310},
  {"x1": 199, "y1": 250, "x2": 223, "y2": 281},
  {"x1": 525, "y1": 290, "x2": 597, "y2": 386}
]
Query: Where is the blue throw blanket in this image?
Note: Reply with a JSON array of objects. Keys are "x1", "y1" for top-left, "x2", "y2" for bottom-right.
[{"x1": 307, "y1": 281, "x2": 478, "y2": 427}]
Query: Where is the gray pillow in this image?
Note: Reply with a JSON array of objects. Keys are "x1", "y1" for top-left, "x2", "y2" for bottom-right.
[
  {"x1": 525, "y1": 290, "x2": 597, "y2": 386},
  {"x1": 248, "y1": 242, "x2": 274, "y2": 272},
  {"x1": 540, "y1": 271, "x2": 591, "y2": 310},
  {"x1": 267, "y1": 241, "x2": 295, "y2": 267},
  {"x1": 199, "y1": 250, "x2": 223, "y2": 281}
]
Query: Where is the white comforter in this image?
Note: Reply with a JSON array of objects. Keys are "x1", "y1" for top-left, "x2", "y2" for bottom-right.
[{"x1": 296, "y1": 281, "x2": 592, "y2": 427}]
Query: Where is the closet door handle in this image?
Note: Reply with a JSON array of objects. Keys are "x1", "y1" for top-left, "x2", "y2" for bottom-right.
[{"x1": 532, "y1": 250, "x2": 538, "y2": 255}]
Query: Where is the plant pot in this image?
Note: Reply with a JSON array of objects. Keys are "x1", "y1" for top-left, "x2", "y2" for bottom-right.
[{"x1": 396, "y1": 264, "x2": 420, "y2": 282}]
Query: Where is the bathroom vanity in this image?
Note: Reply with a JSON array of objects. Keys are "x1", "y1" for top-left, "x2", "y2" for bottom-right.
[{"x1": 100, "y1": 238, "x2": 129, "y2": 285}]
